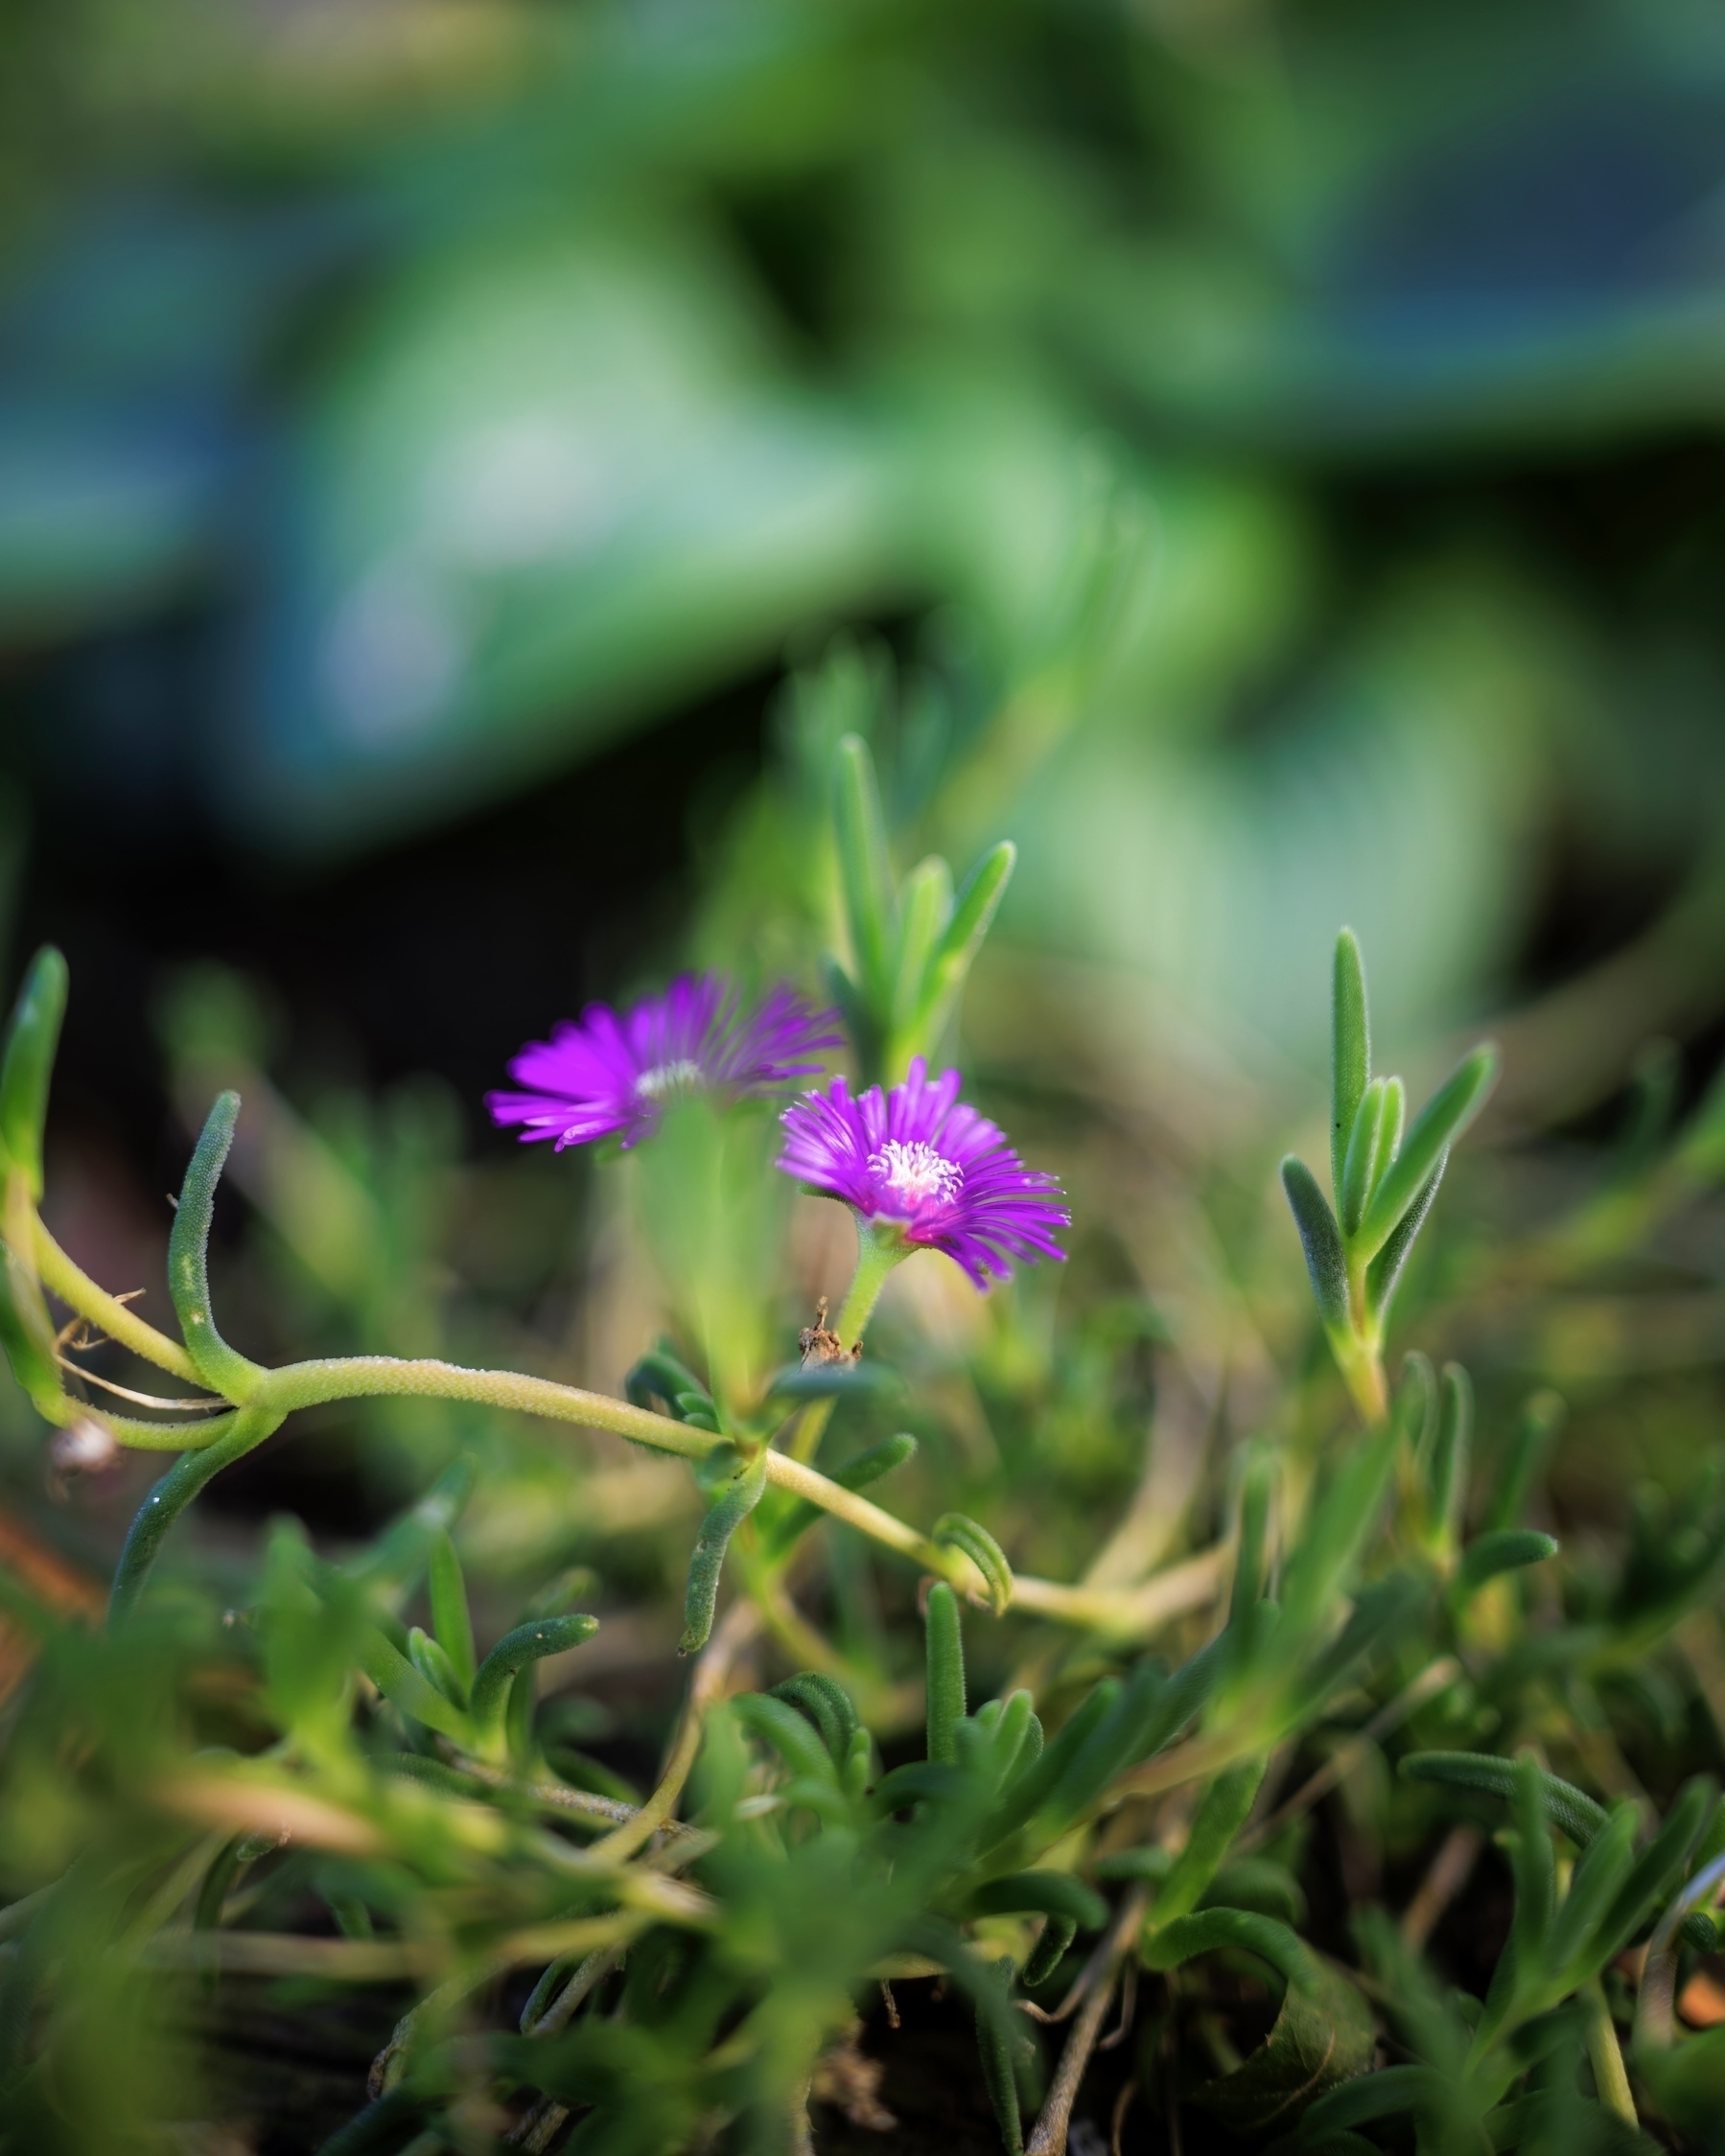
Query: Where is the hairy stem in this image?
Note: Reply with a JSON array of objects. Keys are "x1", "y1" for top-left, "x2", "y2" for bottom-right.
[
  {"x1": 42, "y1": 1239, "x2": 1219, "y2": 1638},
  {"x1": 34, "y1": 1220, "x2": 199, "y2": 1382}
]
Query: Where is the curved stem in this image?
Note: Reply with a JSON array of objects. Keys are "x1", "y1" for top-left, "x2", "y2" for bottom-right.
[
  {"x1": 44, "y1": 1234, "x2": 1217, "y2": 1639},
  {"x1": 34, "y1": 1219, "x2": 199, "y2": 1382},
  {"x1": 255, "y1": 1355, "x2": 717, "y2": 1454},
  {"x1": 89, "y1": 1409, "x2": 245, "y2": 1452}
]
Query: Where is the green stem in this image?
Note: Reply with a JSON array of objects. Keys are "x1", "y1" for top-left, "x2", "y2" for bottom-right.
[
  {"x1": 786, "y1": 1219, "x2": 905, "y2": 1465},
  {"x1": 41, "y1": 1231, "x2": 1214, "y2": 1637},
  {"x1": 108, "y1": 1406, "x2": 283, "y2": 1628},
  {"x1": 35, "y1": 1219, "x2": 200, "y2": 1380},
  {"x1": 1581, "y1": 1980, "x2": 1636, "y2": 2127}
]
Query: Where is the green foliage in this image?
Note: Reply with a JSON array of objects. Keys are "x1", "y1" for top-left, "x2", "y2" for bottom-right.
[
  {"x1": 827, "y1": 728, "x2": 1016, "y2": 1084},
  {"x1": 3, "y1": 726, "x2": 1725, "y2": 2156},
  {"x1": 1284, "y1": 929, "x2": 1500, "y2": 1420}
]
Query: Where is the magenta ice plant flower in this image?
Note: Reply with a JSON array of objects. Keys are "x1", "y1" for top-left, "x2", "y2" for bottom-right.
[
  {"x1": 778, "y1": 1058, "x2": 1068, "y2": 1287},
  {"x1": 488, "y1": 976, "x2": 842, "y2": 1152}
]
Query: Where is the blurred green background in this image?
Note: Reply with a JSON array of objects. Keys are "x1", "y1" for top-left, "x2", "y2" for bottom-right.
[{"x1": 7, "y1": 0, "x2": 1725, "y2": 1591}]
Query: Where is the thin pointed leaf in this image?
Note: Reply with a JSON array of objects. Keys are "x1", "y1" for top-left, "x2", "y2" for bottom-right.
[
  {"x1": 1457, "y1": 1529, "x2": 1558, "y2": 1595},
  {"x1": 1396, "y1": 1351, "x2": 1438, "y2": 1456},
  {"x1": 975, "y1": 1958, "x2": 1024, "y2": 2156},
  {"x1": 470, "y1": 1613, "x2": 599, "y2": 1736},
  {"x1": 170, "y1": 1091, "x2": 265, "y2": 1400},
  {"x1": 1340, "y1": 1078, "x2": 1389, "y2": 1238},
  {"x1": 1152, "y1": 1759, "x2": 1269, "y2": 1929},
  {"x1": 1376, "y1": 1077, "x2": 1406, "y2": 1189},
  {"x1": 108, "y1": 1408, "x2": 280, "y2": 1629},
  {"x1": 1231, "y1": 1448, "x2": 1277, "y2": 1622},
  {"x1": 1357, "y1": 1046, "x2": 1498, "y2": 1262},
  {"x1": 891, "y1": 855, "x2": 954, "y2": 1037},
  {"x1": 916, "y1": 841, "x2": 1015, "y2": 1043},
  {"x1": 428, "y1": 1531, "x2": 476, "y2": 1696},
  {"x1": 0, "y1": 1172, "x2": 65, "y2": 1422},
  {"x1": 733, "y1": 1692, "x2": 840, "y2": 1786},
  {"x1": 934, "y1": 1513, "x2": 1014, "y2": 1616},
  {"x1": 1364, "y1": 1152, "x2": 1445, "y2": 1327},
  {"x1": 1332, "y1": 930, "x2": 1370, "y2": 1196},
  {"x1": 1509, "y1": 1751, "x2": 1555, "y2": 1971},
  {"x1": 0, "y1": 946, "x2": 68, "y2": 1202},
  {"x1": 1399, "y1": 1752, "x2": 1608, "y2": 1847},
  {"x1": 407, "y1": 1626, "x2": 467, "y2": 1709},
  {"x1": 768, "y1": 1673, "x2": 858, "y2": 1770},
  {"x1": 1281, "y1": 1156, "x2": 1349, "y2": 1332},
  {"x1": 1595, "y1": 1774, "x2": 1718, "y2": 1963},
  {"x1": 1020, "y1": 1915, "x2": 1077, "y2": 1989},
  {"x1": 967, "y1": 1872, "x2": 1107, "y2": 1930},
  {"x1": 925, "y1": 1581, "x2": 967, "y2": 1765},
  {"x1": 679, "y1": 1448, "x2": 768, "y2": 1656},
  {"x1": 1547, "y1": 1805, "x2": 1639, "y2": 1977}
]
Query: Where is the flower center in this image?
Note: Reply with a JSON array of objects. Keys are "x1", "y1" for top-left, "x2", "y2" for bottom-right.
[
  {"x1": 635, "y1": 1058, "x2": 706, "y2": 1102},
  {"x1": 868, "y1": 1139, "x2": 963, "y2": 1210}
]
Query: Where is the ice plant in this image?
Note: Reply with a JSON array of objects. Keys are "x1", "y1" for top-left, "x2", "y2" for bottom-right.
[
  {"x1": 779, "y1": 1056, "x2": 1068, "y2": 1327},
  {"x1": 486, "y1": 974, "x2": 841, "y2": 1151}
]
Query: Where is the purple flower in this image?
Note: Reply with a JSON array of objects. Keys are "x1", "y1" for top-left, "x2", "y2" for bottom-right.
[
  {"x1": 778, "y1": 1058, "x2": 1068, "y2": 1287},
  {"x1": 489, "y1": 976, "x2": 842, "y2": 1152}
]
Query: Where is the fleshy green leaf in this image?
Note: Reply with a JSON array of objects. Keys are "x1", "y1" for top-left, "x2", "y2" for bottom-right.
[
  {"x1": 767, "y1": 1672, "x2": 858, "y2": 1770},
  {"x1": 915, "y1": 840, "x2": 1015, "y2": 1048},
  {"x1": 1281, "y1": 1156, "x2": 1349, "y2": 1332},
  {"x1": 679, "y1": 1447, "x2": 768, "y2": 1656},
  {"x1": 890, "y1": 854, "x2": 954, "y2": 1038},
  {"x1": 733, "y1": 1692, "x2": 840, "y2": 1786},
  {"x1": 169, "y1": 1091, "x2": 266, "y2": 1402},
  {"x1": 925, "y1": 1580, "x2": 967, "y2": 1765},
  {"x1": 934, "y1": 1512, "x2": 1014, "y2": 1616},
  {"x1": 1331, "y1": 930, "x2": 1370, "y2": 1198},
  {"x1": 1231, "y1": 1446, "x2": 1278, "y2": 1622},
  {"x1": 1399, "y1": 1752, "x2": 1608, "y2": 1847},
  {"x1": 1457, "y1": 1528, "x2": 1558, "y2": 1595},
  {"x1": 428, "y1": 1531, "x2": 476, "y2": 1696},
  {"x1": 1020, "y1": 1914, "x2": 1077, "y2": 1989},
  {"x1": 0, "y1": 947, "x2": 68, "y2": 1203},
  {"x1": 1151, "y1": 1758, "x2": 1268, "y2": 1928},
  {"x1": 0, "y1": 1180, "x2": 66, "y2": 1424},
  {"x1": 470, "y1": 1613, "x2": 599, "y2": 1738},
  {"x1": 967, "y1": 1871, "x2": 1107, "y2": 1931},
  {"x1": 1363, "y1": 1152, "x2": 1445, "y2": 1325},
  {"x1": 1356, "y1": 1046, "x2": 1498, "y2": 1262},
  {"x1": 406, "y1": 1627, "x2": 469, "y2": 1712},
  {"x1": 1340, "y1": 1078, "x2": 1389, "y2": 1238}
]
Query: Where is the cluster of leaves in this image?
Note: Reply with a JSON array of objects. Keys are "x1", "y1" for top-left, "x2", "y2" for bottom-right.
[{"x1": 4, "y1": 701, "x2": 1725, "y2": 2156}]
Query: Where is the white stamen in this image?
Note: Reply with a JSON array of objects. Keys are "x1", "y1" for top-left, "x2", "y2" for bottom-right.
[
  {"x1": 868, "y1": 1139, "x2": 963, "y2": 1209},
  {"x1": 635, "y1": 1058, "x2": 705, "y2": 1102}
]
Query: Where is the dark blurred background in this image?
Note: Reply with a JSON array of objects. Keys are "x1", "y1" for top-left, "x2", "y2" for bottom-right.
[{"x1": 8, "y1": 0, "x2": 1725, "y2": 1548}]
